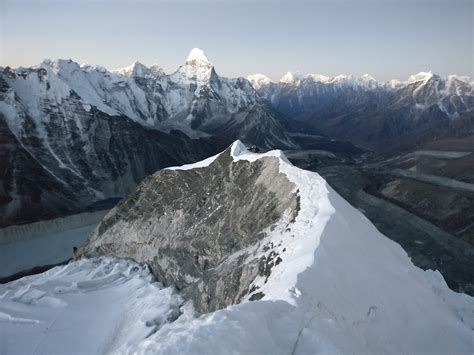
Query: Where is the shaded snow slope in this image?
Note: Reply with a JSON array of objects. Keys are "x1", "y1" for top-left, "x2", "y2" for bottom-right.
[{"x1": 2, "y1": 142, "x2": 473, "y2": 354}]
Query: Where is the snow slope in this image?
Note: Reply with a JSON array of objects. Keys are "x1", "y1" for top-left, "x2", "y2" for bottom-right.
[
  {"x1": 0, "y1": 257, "x2": 181, "y2": 355},
  {"x1": 1, "y1": 142, "x2": 473, "y2": 354}
]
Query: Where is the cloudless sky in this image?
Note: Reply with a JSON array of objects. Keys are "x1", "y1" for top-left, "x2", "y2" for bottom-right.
[{"x1": 0, "y1": 0, "x2": 472, "y2": 81}]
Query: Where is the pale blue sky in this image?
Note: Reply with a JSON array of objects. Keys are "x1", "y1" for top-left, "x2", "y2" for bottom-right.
[{"x1": 0, "y1": 0, "x2": 472, "y2": 81}]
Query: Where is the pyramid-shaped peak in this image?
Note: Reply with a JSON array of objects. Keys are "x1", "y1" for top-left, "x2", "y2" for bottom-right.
[{"x1": 186, "y1": 48, "x2": 211, "y2": 64}]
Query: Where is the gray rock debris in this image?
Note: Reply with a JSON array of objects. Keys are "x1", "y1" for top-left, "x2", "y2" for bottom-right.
[{"x1": 82, "y1": 144, "x2": 299, "y2": 314}]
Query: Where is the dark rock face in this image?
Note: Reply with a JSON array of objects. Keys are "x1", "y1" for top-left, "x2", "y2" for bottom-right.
[
  {"x1": 0, "y1": 93, "x2": 226, "y2": 227},
  {"x1": 83, "y1": 146, "x2": 299, "y2": 313}
]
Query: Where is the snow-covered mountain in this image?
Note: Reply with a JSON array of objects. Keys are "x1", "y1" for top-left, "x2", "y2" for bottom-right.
[
  {"x1": 0, "y1": 64, "x2": 226, "y2": 227},
  {"x1": 249, "y1": 71, "x2": 474, "y2": 152},
  {"x1": 0, "y1": 49, "x2": 307, "y2": 226},
  {"x1": 10, "y1": 48, "x2": 295, "y2": 146},
  {"x1": 2, "y1": 48, "x2": 471, "y2": 226},
  {"x1": 249, "y1": 70, "x2": 473, "y2": 101},
  {"x1": 3, "y1": 141, "x2": 472, "y2": 354}
]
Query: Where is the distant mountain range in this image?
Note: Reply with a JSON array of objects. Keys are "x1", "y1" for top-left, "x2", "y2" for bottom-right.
[
  {"x1": 0, "y1": 48, "x2": 472, "y2": 225},
  {"x1": 249, "y1": 71, "x2": 473, "y2": 153}
]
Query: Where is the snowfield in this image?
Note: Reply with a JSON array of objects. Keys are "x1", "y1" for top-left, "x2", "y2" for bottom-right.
[
  {"x1": 0, "y1": 257, "x2": 182, "y2": 355},
  {"x1": 1, "y1": 142, "x2": 473, "y2": 354}
]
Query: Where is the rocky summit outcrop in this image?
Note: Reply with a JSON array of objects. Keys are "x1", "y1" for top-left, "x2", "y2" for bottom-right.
[{"x1": 83, "y1": 142, "x2": 300, "y2": 313}]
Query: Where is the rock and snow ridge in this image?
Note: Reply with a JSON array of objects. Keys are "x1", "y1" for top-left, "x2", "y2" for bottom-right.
[
  {"x1": 0, "y1": 140, "x2": 464, "y2": 354},
  {"x1": 1, "y1": 48, "x2": 261, "y2": 128}
]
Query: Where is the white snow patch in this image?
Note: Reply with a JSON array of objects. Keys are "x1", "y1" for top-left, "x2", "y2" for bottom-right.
[
  {"x1": 0, "y1": 257, "x2": 182, "y2": 355},
  {"x1": 186, "y1": 48, "x2": 211, "y2": 64},
  {"x1": 247, "y1": 73, "x2": 273, "y2": 89}
]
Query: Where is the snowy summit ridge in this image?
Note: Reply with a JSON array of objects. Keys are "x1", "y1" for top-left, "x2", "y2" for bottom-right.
[
  {"x1": 79, "y1": 140, "x2": 474, "y2": 354},
  {"x1": 1, "y1": 141, "x2": 473, "y2": 354}
]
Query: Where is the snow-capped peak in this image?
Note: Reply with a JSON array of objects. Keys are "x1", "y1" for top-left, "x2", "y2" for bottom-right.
[
  {"x1": 186, "y1": 48, "x2": 212, "y2": 65},
  {"x1": 333, "y1": 74, "x2": 353, "y2": 82},
  {"x1": 280, "y1": 72, "x2": 301, "y2": 84},
  {"x1": 40, "y1": 58, "x2": 81, "y2": 74},
  {"x1": 40, "y1": 58, "x2": 53, "y2": 67},
  {"x1": 446, "y1": 74, "x2": 472, "y2": 85},
  {"x1": 385, "y1": 79, "x2": 404, "y2": 89},
  {"x1": 247, "y1": 73, "x2": 273, "y2": 89},
  {"x1": 114, "y1": 61, "x2": 149, "y2": 77},
  {"x1": 305, "y1": 74, "x2": 332, "y2": 83},
  {"x1": 407, "y1": 71, "x2": 434, "y2": 84},
  {"x1": 171, "y1": 48, "x2": 215, "y2": 88},
  {"x1": 360, "y1": 73, "x2": 377, "y2": 82},
  {"x1": 358, "y1": 74, "x2": 378, "y2": 89}
]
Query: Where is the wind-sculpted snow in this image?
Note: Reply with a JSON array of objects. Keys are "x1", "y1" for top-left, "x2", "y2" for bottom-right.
[{"x1": 0, "y1": 257, "x2": 182, "y2": 355}]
